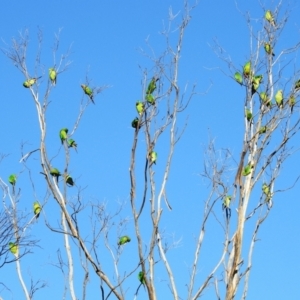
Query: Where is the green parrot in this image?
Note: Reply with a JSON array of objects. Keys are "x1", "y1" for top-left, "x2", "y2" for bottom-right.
[
  {"x1": 251, "y1": 75, "x2": 263, "y2": 95},
  {"x1": 8, "y1": 174, "x2": 17, "y2": 186},
  {"x1": 49, "y1": 68, "x2": 57, "y2": 85},
  {"x1": 33, "y1": 202, "x2": 42, "y2": 218},
  {"x1": 50, "y1": 168, "x2": 61, "y2": 178},
  {"x1": 118, "y1": 235, "x2": 131, "y2": 246},
  {"x1": 294, "y1": 79, "x2": 300, "y2": 91},
  {"x1": 222, "y1": 195, "x2": 231, "y2": 209},
  {"x1": 23, "y1": 77, "x2": 41, "y2": 88},
  {"x1": 258, "y1": 126, "x2": 268, "y2": 134},
  {"x1": 146, "y1": 93, "x2": 155, "y2": 105},
  {"x1": 234, "y1": 72, "x2": 243, "y2": 85},
  {"x1": 242, "y1": 163, "x2": 253, "y2": 176},
  {"x1": 68, "y1": 139, "x2": 78, "y2": 151},
  {"x1": 265, "y1": 10, "x2": 275, "y2": 26},
  {"x1": 59, "y1": 128, "x2": 68, "y2": 144},
  {"x1": 65, "y1": 175, "x2": 74, "y2": 186},
  {"x1": 81, "y1": 84, "x2": 94, "y2": 104},
  {"x1": 149, "y1": 151, "x2": 157, "y2": 165},
  {"x1": 245, "y1": 109, "x2": 252, "y2": 122},
  {"x1": 131, "y1": 117, "x2": 140, "y2": 129},
  {"x1": 288, "y1": 95, "x2": 296, "y2": 112},
  {"x1": 136, "y1": 101, "x2": 144, "y2": 116},
  {"x1": 9, "y1": 242, "x2": 18, "y2": 256},
  {"x1": 262, "y1": 183, "x2": 272, "y2": 201},
  {"x1": 275, "y1": 90, "x2": 283, "y2": 108},
  {"x1": 243, "y1": 61, "x2": 251, "y2": 78},
  {"x1": 146, "y1": 77, "x2": 158, "y2": 94},
  {"x1": 138, "y1": 271, "x2": 146, "y2": 285},
  {"x1": 259, "y1": 92, "x2": 271, "y2": 107},
  {"x1": 222, "y1": 195, "x2": 232, "y2": 219},
  {"x1": 264, "y1": 43, "x2": 275, "y2": 56}
]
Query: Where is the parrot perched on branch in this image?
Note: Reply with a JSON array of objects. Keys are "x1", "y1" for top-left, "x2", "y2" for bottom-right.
[
  {"x1": 50, "y1": 168, "x2": 61, "y2": 182},
  {"x1": 136, "y1": 101, "x2": 144, "y2": 116},
  {"x1": 33, "y1": 202, "x2": 42, "y2": 218},
  {"x1": 264, "y1": 43, "x2": 275, "y2": 56},
  {"x1": 243, "y1": 61, "x2": 251, "y2": 78},
  {"x1": 49, "y1": 68, "x2": 57, "y2": 85},
  {"x1": 265, "y1": 10, "x2": 275, "y2": 27},
  {"x1": 23, "y1": 77, "x2": 41, "y2": 88},
  {"x1": 242, "y1": 163, "x2": 253, "y2": 176},
  {"x1": 146, "y1": 93, "x2": 155, "y2": 105},
  {"x1": 262, "y1": 183, "x2": 272, "y2": 202},
  {"x1": 131, "y1": 117, "x2": 140, "y2": 129},
  {"x1": 259, "y1": 126, "x2": 268, "y2": 134},
  {"x1": 59, "y1": 128, "x2": 68, "y2": 144},
  {"x1": 275, "y1": 90, "x2": 283, "y2": 108},
  {"x1": 149, "y1": 151, "x2": 157, "y2": 165},
  {"x1": 234, "y1": 72, "x2": 243, "y2": 85},
  {"x1": 65, "y1": 175, "x2": 74, "y2": 186},
  {"x1": 138, "y1": 271, "x2": 146, "y2": 285},
  {"x1": 259, "y1": 92, "x2": 271, "y2": 107},
  {"x1": 245, "y1": 109, "x2": 252, "y2": 122},
  {"x1": 146, "y1": 77, "x2": 158, "y2": 95},
  {"x1": 81, "y1": 84, "x2": 94, "y2": 104},
  {"x1": 222, "y1": 195, "x2": 232, "y2": 220},
  {"x1": 9, "y1": 242, "x2": 18, "y2": 256},
  {"x1": 68, "y1": 139, "x2": 77, "y2": 151},
  {"x1": 251, "y1": 75, "x2": 263, "y2": 95},
  {"x1": 8, "y1": 174, "x2": 17, "y2": 186},
  {"x1": 288, "y1": 95, "x2": 296, "y2": 112},
  {"x1": 118, "y1": 236, "x2": 131, "y2": 246},
  {"x1": 294, "y1": 80, "x2": 300, "y2": 91}
]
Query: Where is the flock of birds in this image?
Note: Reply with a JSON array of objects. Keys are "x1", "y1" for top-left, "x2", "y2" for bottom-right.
[
  {"x1": 7, "y1": 68, "x2": 160, "y2": 287},
  {"x1": 221, "y1": 10, "x2": 300, "y2": 218}
]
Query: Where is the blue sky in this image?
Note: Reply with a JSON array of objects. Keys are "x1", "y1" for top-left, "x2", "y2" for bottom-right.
[{"x1": 1, "y1": 0, "x2": 300, "y2": 299}]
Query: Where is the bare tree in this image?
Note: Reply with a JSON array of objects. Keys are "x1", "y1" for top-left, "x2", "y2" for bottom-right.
[
  {"x1": 2, "y1": 1, "x2": 299, "y2": 300},
  {"x1": 186, "y1": 2, "x2": 300, "y2": 299},
  {"x1": 0, "y1": 1, "x2": 198, "y2": 299}
]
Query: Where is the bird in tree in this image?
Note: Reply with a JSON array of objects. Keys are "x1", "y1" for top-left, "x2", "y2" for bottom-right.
[
  {"x1": 149, "y1": 151, "x2": 157, "y2": 165},
  {"x1": 59, "y1": 128, "x2": 68, "y2": 144},
  {"x1": 8, "y1": 174, "x2": 17, "y2": 186},
  {"x1": 146, "y1": 93, "x2": 155, "y2": 105},
  {"x1": 262, "y1": 183, "x2": 272, "y2": 202},
  {"x1": 68, "y1": 139, "x2": 78, "y2": 152},
  {"x1": 260, "y1": 92, "x2": 271, "y2": 107},
  {"x1": 50, "y1": 168, "x2": 61, "y2": 183},
  {"x1": 294, "y1": 79, "x2": 300, "y2": 91},
  {"x1": 33, "y1": 202, "x2": 42, "y2": 218},
  {"x1": 49, "y1": 68, "x2": 57, "y2": 85},
  {"x1": 65, "y1": 174, "x2": 74, "y2": 186},
  {"x1": 222, "y1": 195, "x2": 232, "y2": 220},
  {"x1": 146, "y1": 77, "x2": 158, "y2": 94},
  {"x1": 136, "y1": 101, "x2": 144, "y2": 115},
  {"x1": 81, "y1": 84, "x2": 94, "y2": 104},
  {"x1": 259, "y1": 126, "x2": 268, "y2": 134},
  {"x1": 251, "y1": 75, "x2": 263, "y2": 95},
  {"x1": 245, "y1": 108, "x2": 252, "y2": 122},
  {"x1": 118, "y1": 236, "x2": 131, "y2": 246},
  {"x1": 264, "y1": 43, "x2": 275, "y2": 56},
  {"x1": 131, "y1": 117, "x2": 140, "y2": 129},
  {"x1": 288, "y1": 95, "x2": 296, "y2": 112},
  {"x1": 275, "y1": 90, "x2": 284, "y2": 108},
  {"x1": 242, "y1": 163, "x2": 253, "y2": 176},
  {"x1": 23, "y1": 77, "x2": 41, "y2": 88},
  {"x1": 234, "y1": 72, "x2": 243, "y2": 85},
  {"x1": 138, "y1": 271, "x2": 146, "y2": 285},
  {"x1": 265, "y1": 10, "x2": 275, "y2": 27},
  {"x1": 9, "y1": 242, "x2": 18, "y2": 256},
  {"x1": 243, "y1": 61, "x2": 251, "y2": 78}
]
